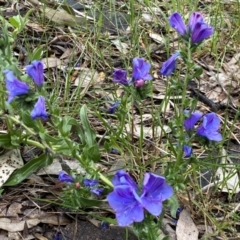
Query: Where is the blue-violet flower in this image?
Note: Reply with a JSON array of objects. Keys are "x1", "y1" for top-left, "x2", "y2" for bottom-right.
[
  {"x1": 108, "y1": 101, "x2": 120, "y2": 114},
  {"x1": 84, "y1": 179, "x2": 103, "y2": 196},
  {"x1": 160, "y1": 52, "x2": 180, "y2": 76},
  {"x1": 107, "y1": 170, "x2": 173, "y2": 226},
  {"x1": 83, "y1": 179, "x2": 99, "y2": 187},
  {"x1": 4, "y1": 70, "x2": 29, "y2": 103},
  {"x1": 183, "y1": 145, "x2": 192, "y2": 157},
  {"x1": 58, "y1": 171, "x2": 75, "y2": 184},
  {"x1": 197, "y1": 113, "x2": 222, "y2": 141},
  {"x1": 30, "y1": 96, "x2": 48, "y2": 121},
  {"x1": 90, "y1": 188, "x2": 104, "y2": 196},
  {"x1": 26, "y1": 60, "x2": 44, "y2": 86},
  {"x1": 132, "y1": 57, "x2": 152, "y2": 82},
  {"x1": 112, "y1": 69, "x2": 130, "y2": 85}
]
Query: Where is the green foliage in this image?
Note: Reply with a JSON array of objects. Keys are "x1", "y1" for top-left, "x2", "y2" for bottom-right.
[
  {"x1": 80, "y1": 105, "x2": 100, "y2": 162},
  {"x1": 4, "y1": 153, "x2": 52, "y2": 186},
  {"x1": 168, "y1": 195, "x2": 179, "y2": 218}
]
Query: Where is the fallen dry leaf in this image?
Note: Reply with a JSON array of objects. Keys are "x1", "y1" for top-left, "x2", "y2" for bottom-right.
[
  {"x1": 41, "y1": 58, "x2": 63, "y2": 69},
  {"x1": 0, "y1": 218, "x2": 40, "y2": 232},
  {"x1": 111, "y1": 39, "x2": 129, "y2": 55},
  {"x1": 36, "y1": 158, "x2": 86, "y2": 175},
  {"x1": 215, "y1": 148, "x2": 240, "y2": 193},
  {"x1": 0, "y1": 149, "x2": 24, "y2": 187},
  {"x1": 176, "y1": 209, "x2": 198, "y2": 240},
  {"x1": 7, "y1": 202, "x2": 22, "y2": 217},
  {"x1": 40, "y1": 214, "x2": 71, "y2": 225}
]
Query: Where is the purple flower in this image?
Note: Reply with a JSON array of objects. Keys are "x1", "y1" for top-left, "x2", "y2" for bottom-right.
[
  {"x1": 101, "y1": 222, "x2": 109, "y2": 230},
  {"x1": 83, "y1": 179, "x2": 99, "y2": 187},
  {"x1": 110, "y1": 148, "x2": 120, "y2": 154},
  {"x1": 169, "y1": 12, "x2": 187, "y2": 36},
  {"x1": 58, "y1": 171, "x2": 75, "y2": 184},
  {"x1": 160, "y1": 52, "x2": 180, "y2": 76},
  {"x1": 197, "y1": 113, "x2": 222, "y2": 141},
  {"x1": 108, "y1": 101, "x2": 120, "y2": 114},
  {"x1": 183, "y1": 145, "x2": 192, "y2": 157},
  {"x1": 169, "y1": 12, "x2": 214, "y2": 44},
  {"x1": 4, "y1": 70, "x2": 29, "y2": 103},
  {"x1": 107, "y1": 171, "x2": 173, "y2": 226},
  {"x1": 184, "y1": 111, "x2": 203, "y2": 131},
  {"x1": 26, "y1": 60, "x2": 44, "y2": 86},
  {"x1": 132, "y1": 58, "x2": 152, "y2": 81},
  {"x1": 83, "y1": 179, "x2": 104, "y2": 196},
  {"x1": 112, "y1": 69, "x2": 130, "y2": 85},
  {"x1": 90, "y1": 188, "x2": 104, "y2": 196},
  {"x1": 30, "y1": 96, "x2": 48, "y2": 121},
  {"x1": 191, "y1": 22, "x2": 214, "y2": 44}
]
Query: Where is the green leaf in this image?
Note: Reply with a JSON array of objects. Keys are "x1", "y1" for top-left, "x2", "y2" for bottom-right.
[
  {"x1": 9, "y1": 16, "x2": 20, "y2": 28},
  {"x1": 4, "y1": 153, "x2": 53, "y2": 186},
  {"x1": 30, "y1": 47, "x2": 44, "y2": 61},
  {"x1": 61, "y1": 4, "x2": 75, "y2": 16},
  {"x1": 168, "y1": 195, "x2": 179, "y2": 218},
  {"x1": 192, "y1": 65, "x2": 203, "y2": 78},
  {"x1": 80, "y1": 105, "x2": 100, "y2": 161},
  {"x1": 0, "y1": 133, "x2": 12, "y2": 148},
  {"x1": 39, "y1": 132, "x2": 62, "y2": 144}
]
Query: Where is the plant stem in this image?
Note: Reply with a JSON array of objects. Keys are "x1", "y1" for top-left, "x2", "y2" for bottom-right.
[{"x1": 8, "y1": 116, "x2": 36, "y2": 135}]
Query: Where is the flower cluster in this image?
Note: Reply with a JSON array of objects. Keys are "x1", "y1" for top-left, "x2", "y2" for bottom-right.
[
  {"x1": 4, "y1": 60, "x2": 48, "y2": 121},
  {"x1": 169, "y1": 12, "x2": 214, "y2": 44},
  {"x1": 184, "y1": 111, "x2": 222, "y2": 141},
  {"x1": 58, "y1": 171, "x2": 104, "y2": 196},
  {"x1": 107, "y1": 170, "x2": 173, "y2": 226},
  {"x1": 112, "y1": 57, "x2": 152, "y2": 88},
  {"x1": 160, "y1": 12, "x2": 214, "y2": 76},
  {"x1": 83, "y1": 179, "x2": 104, "y2": 196}
]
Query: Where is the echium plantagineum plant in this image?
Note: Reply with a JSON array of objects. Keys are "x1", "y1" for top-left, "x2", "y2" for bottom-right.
[
  {"x1": 2, "y1": 57, "x2": 112, "y2": 191},
  {"x1": 0, "y1": 10, "x2": 221, "y2": 240},
  {"x1": 158, "y1": 11, "x2": 221, "y2": 190}
]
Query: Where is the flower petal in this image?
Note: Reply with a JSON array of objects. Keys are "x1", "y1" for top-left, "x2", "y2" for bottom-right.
[
  {"x1": 196, "y1": 113, "x2": 222, "y2": 141},
  {"x1": 108, "y1": 101, "x2": 120, "y2": 114},
  {"x1": 197, "y1": 128, "x2": 222, "y2": 141},
  {"x1": 90, "y1": 188, "x2": 104, "y2": 196},
  {"x1": 26, "y1": 60, "x2": 44, "y2": 86},
  {"x1": 141, "y1": 173, "x2": 173, "y2": 216},
  {"x1": 183, "y1": 145, "x2": 192, "y2": 157},
  {"x1": 112, "y1": 170, "x2": 138, "y2": 190},
  {"x1": 202, "y1": 113, "x2": 220, "y2": 131},
  {"x1": 169, "y1": 12, "x2": 187, "y2": 36},
  {"x1": 4, "y1": 70, "x2": 29, "y2": 103},
  {"x1": 107, "y1": 185, "x2": 144, "y2": 226},
  {"x1": 184, "y1": 111, "x2": 203, "y2": 131},
  {"x1": 188, "y1": 12, "x2": 203, "y2": 31},
  {"x1": 160, "y1": 52, "x2": 180, "y2": 76},
  {"x1": 191, "y1": 22, "x2": 214, "y2": 44},
  {"x1": 30, "y1": 96, "x2": 48, "y2": 121}
]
